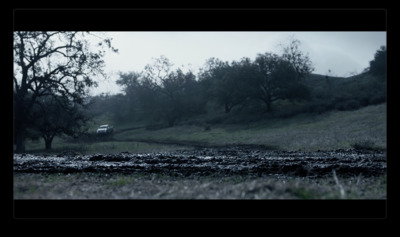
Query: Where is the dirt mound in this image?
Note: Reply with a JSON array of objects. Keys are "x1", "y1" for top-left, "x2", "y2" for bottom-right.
[{"x1": 13, "y1": 147, "x2": 386, "y2": 178}]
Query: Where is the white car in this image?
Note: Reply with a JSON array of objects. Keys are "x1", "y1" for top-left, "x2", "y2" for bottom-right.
[{"x1": 96, "y1": 124, "x2": 113, "y2": 135}]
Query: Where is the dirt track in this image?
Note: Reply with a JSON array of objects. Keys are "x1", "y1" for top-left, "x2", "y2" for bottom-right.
[{"x1": 14, "y1": 146, "x2": 386, "y2": 178}]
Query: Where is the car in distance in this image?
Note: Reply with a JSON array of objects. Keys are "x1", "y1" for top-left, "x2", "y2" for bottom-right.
[{"x1": 96, "y1": 124, "x2": 113, "y2": 135}]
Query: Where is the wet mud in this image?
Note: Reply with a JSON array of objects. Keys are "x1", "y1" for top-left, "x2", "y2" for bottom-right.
[{"x1": 13, "y1": 146, "x2": 386, "y2": 178}]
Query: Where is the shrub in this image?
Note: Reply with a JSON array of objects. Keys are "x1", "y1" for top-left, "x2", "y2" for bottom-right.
[
  {"x1": 145, "y1": 123, "x2": 168, "y2": 131},
  {"x1": 341, "y1": 99, "x2": 361, "y2": 111},
  {"x1": 351, "y1": 140, "x2": 377, "y2": 151},
  {"x1": 206, "y1": 116, "x2": 226, "y2": 125},
  {"x1": 369, "y1": 94, "x2": 386, "y2": 105}
]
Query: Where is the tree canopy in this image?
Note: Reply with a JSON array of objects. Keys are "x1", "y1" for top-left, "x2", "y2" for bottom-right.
[{"x1": 369, "y1": 45, "x2": 386, "y2": 79}]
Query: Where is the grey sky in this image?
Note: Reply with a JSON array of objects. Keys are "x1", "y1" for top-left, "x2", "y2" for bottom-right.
[{"x1": 92, "y1": 31, "x2": 386, "y2": 95}]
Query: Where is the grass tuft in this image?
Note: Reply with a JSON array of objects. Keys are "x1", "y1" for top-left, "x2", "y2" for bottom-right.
[{"x1": 351, "y1": 140, "x2": 379, "y2": 151}]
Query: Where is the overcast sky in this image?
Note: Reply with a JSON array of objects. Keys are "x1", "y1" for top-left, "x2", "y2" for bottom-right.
[{"x1": 92, "y1": 31, "x2": 386, "y2": 95}]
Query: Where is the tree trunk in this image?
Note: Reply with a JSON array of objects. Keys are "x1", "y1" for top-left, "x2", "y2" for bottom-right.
[
  {"x1": 44, "y1": 136, "x2": 54, "y2": 150},
  {"x1": 259, "y1": 96, "x2": 272, "y2": 112},
  {"x1": 14, "y1": 95, "x2": 27, "y2": 153},
  {"x1": 224, "y1": 103, "x2": 231, "y2": 113},
  {"x1": 166, "y1": 113, "x2": 176, "y2": 127},
  {"x1": 266, "y1": 101, "x2": 272, "y2": 112},
  {"x1": 15, "y1": 129, "x2": 26, "y2": 153}
]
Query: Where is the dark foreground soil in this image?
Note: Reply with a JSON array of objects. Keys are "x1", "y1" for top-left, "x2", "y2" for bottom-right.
[
  {"x1": 13, "y1": 146, "x2": 387, "y2": 199},
  {"x1": 14, "y1": 146, "x2": 386, "y2": 178}
]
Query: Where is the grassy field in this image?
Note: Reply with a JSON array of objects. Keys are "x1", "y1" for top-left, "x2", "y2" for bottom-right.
[
  {"x1": 24, "y1": 138, "x2": 193, "y2": 155},
  {"x1": 17, "y1": 103, "x2": 387, "y2": 200},
  {"x1": 14, "y1": 172, "x2": 386, "y2": 199},
  {"x1": 23, "y1": 103, "x2": 386, "y2": 153},
  {"x1": 113, "y1": 103, "x2": 386, "y2": 152}
]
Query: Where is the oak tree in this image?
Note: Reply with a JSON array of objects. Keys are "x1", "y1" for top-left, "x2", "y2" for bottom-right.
[{"x1": 13, "y1": 31, "x2": 117, "y2": 152}]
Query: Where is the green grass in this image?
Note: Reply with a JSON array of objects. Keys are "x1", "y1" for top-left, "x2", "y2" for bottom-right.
[
  {"x1": 109, "y1": 175, "x2": 136, "y2": 187},
  {"x1": 14, "y1": 172, "x2": 387, "y2": 199},
  {"x1": 24, "y1": 138, "x2": 192, "y2": 155},
  {"x1": 23, "y1": 103, "x2": 386, "y2": 153},
  {"x1": 113, "y1": 103, "x2": 386, "y2": 151}
]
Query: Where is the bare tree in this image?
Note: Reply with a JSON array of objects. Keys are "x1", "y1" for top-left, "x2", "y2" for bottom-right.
[
  {"x1": 281, "y1": 38, "x2": 314, "y2": 81},
  {"x1": 13, "y1": 31, "x2": 117, "y2": 152},
  {"x1": 252, "y1": 39, "x2": 314, "y2": 112},
  {"x1": 254, "y1": 53, "x2": 282, "y2": 112}
]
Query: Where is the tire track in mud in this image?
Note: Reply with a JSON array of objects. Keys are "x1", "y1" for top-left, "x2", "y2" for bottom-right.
[{"x1": 13, "y1": 147, "x2": 386, "y2": 178}]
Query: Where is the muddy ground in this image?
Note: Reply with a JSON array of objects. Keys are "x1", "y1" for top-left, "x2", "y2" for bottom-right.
[
  {"x1": 14, "y1": 146, "x2": 386, "y2": 177},
  {"x1": 13, "y1": 146, "x2": 387, "y2": 199}
]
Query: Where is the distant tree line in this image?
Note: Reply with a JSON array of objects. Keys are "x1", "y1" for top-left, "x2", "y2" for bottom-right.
[
  {"x1": 96, "y1": 42, "x2": 386, "y2": 129},
  {"x1": 113, "y1": 56, "x2": 208, "y2": 127},
  {"x1": 107, "y1": 39, "x2": 318, "y2": 128},
  {"x1": 300, "y1": 45, "x2": 386, "y2": 115}
]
